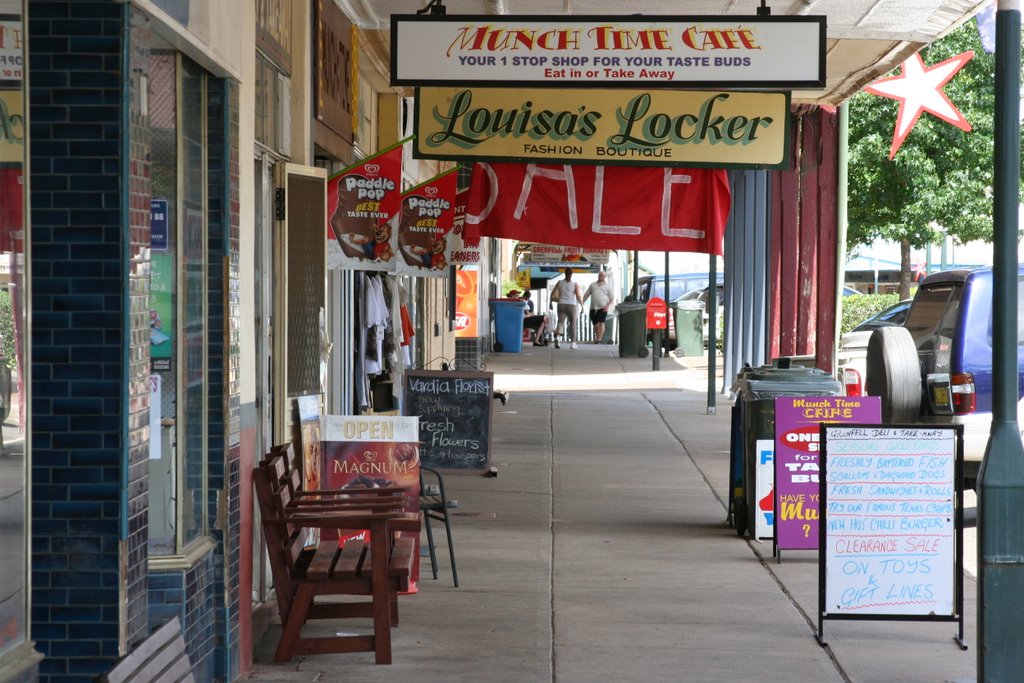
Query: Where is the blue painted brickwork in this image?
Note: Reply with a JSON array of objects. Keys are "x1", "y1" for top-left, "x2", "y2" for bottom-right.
[
  {"x1": 125, "y1": 14, "x2": 152, "y2": 653},
  {"x1": 222, "y1": 82, "x2": 242, "y2": 681},
  {"x1": 31, "y1": 2, "x2": 240, "y2": 680},
  {"x1": 28, "y1": 2, "x2": 135, "y2": 680}
]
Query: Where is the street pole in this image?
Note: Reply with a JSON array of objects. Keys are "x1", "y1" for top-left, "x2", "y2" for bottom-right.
[
  {"x1": 978, "y1": 1, "x2": 1024, "y2": 678},
  {"x1": 707, "y1": 254, "x2": 717, "y2": 415},
  {"x1": 663, "y1": 252, "x2": 670, "y2": 358}
]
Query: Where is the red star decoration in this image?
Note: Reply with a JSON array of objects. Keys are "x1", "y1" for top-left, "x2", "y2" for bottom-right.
[{"x1": 864, "y1": 51, "x2": 974, "y2": 160}]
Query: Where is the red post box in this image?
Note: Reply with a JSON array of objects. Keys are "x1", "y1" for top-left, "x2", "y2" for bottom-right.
[{"x1": 646, "y1": 297, "x2": 668, "y2": 330}]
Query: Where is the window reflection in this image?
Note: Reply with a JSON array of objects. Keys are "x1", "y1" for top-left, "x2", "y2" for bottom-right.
[
  {"x1": 0, "y1": 8, "x2": 27, "y2": 658},
  {"x1": 146, "y1": 52, "x2": 208, "y2": 555}
]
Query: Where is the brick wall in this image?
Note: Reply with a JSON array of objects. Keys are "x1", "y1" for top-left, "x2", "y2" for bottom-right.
[
  {"x1": 30, "y1": 2, "x2": 240, "y2": 680},
  {"x1": 29, "y1": 2, "x2": 140, "y2": 679}
]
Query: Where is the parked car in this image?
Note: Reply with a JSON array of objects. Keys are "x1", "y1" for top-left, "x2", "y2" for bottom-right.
[
  {"x1": 864, "y1": 267, "x2": 1011, "y2": 489},
  {"x1": 838, "y1": 299, "x2": 912, "y2": 396},
  {"x1": 626, "y1": 272, "x2": 722, "y2": 304}
]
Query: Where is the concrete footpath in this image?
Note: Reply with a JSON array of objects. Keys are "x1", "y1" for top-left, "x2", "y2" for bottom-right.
[{"x1": 247, "y1": 343, "x2": 976, "y2": 683}]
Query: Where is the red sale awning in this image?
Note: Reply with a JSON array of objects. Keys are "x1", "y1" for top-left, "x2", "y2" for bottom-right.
[{"x1": 464, "y1": 162, "x2": 730, "y2": 255}]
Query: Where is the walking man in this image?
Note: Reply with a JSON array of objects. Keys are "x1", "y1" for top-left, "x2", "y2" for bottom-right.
[
  {"x1": 583, "y1": 270, "x2": 614, "y2": 343},
  {"x1": 551, "y1": 267, "x2": 583, "y2": 349}
]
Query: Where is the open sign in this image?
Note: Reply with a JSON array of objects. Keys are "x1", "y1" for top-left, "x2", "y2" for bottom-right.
[{"x1": 646, "y1": 297, "x2": 668, "y2": 329}]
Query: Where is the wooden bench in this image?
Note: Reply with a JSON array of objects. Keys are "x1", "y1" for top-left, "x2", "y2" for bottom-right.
[
  {"x1": 254, "y1": 455, "x2": 420, "y2": 664},
  {"x1": 97, "y1": 616, "x2": 194, "y2": 683}
]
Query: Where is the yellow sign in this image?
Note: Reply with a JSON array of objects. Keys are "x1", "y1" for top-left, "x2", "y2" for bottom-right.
[
  {"x1": 415, "y1": 87, "x2": 789, "y2": 169},
  {"x1": 515, "y1": 269, "x2": 531, "y2": 290},
  {"x1": 0, "y1": 89, "x2": 24, "y2": 164}
]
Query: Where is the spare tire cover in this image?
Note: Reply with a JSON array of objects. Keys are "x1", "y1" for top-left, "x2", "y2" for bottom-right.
[{"x1": 865, "y1": 326, "x2": 922, "y2": 423}]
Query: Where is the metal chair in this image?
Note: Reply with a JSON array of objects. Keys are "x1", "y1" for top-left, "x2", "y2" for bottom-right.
[{"x1": 419, "y1": 465, "x2": 459, "y2": 587}]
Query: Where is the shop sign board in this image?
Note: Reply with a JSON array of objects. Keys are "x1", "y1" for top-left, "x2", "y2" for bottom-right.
[
  {"x1": 255, "y1": 0, "x2": 293, "y2": 73},
  {"x1": 454, "y1": 268, "x2": 479, "y2": 337},
  {"x1": 773, "y1": 397, "x2": 881, "y2": 553},
  {"x1": 151, "y1": 199, "x2": 168, "y2": 251},
  {"x1": 322, "y1": 414, "x2": 422, "y2": 582},
  {"x1": 449, "y1": 188, "x2": 481, "y2": 265},
  {"x1": 521, "y1": 244, "x2": 610, "y2": 268},
  {"x1": 392, "y1": 15, "x2": 825, "y2": 88},
  {"x1": 415, "y1": 87, "x2": 789, "y2": 169},
  {"x1": 0, "y1": 88, "x2": 23, "y2": 163},
  {"x1": 404, "y1": 370, "x2": 493, "y2": 472},
  {"x1": 314, "y1": 0, "x2": 355, "y2": 149},
  {"x1": 0, "y1": 18, "x2": 24, "y2": 82},
  {"x1": 817, "y1": 424, "x2": 964, "y2": 646}
]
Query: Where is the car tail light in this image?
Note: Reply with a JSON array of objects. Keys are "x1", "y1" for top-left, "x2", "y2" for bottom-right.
[
  {"x1": 951, "y1": 372, "x2": 976, "y2": 414},
  {"x1": 843, "y1": 368, "x2": 863, "y2": 397}
]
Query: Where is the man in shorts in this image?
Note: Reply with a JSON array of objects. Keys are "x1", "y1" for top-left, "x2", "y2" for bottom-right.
[{"x1": 582, "y1": 270, "x2": 614, "y2": 344}]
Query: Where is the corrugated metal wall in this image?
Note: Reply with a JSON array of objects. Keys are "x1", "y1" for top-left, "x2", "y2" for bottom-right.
[
  {"x1": 723, "y1": 106, "x2": 839, "y2": 392},
  {"x1": 769, "y1": 107, "x2": 839, "y2": 373},
  {"x1": 723, "y1": 170, "x2": 770, "y2": 392}
]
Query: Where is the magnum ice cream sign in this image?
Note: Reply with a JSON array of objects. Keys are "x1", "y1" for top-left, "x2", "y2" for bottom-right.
[
  {"x1": 326, "y1": 138, "x2": 407, "y2": 271},
  {"x1": 323, "y1": 414, "x2": 421, "y2": 583},
  {"x1": 395, "y1": 168, "x2": 457, "y2": 278},
  {"x1": 415, "y1": 87, "x2": 789, "y2": 168}
]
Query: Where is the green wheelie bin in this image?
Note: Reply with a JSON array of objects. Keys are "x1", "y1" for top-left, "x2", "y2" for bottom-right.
[
  {"x1": 616, "y1": 301, "x2": 649, "y2": 358},
  {"x1": 732, "y1": 362, "x2": 842, "y2": 539},
  {"x1": 671, "y1": 299, "x2": 704, "y2": 357}
]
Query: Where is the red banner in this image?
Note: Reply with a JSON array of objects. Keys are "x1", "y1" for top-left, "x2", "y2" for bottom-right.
[
  {"x1": 326, "y1": 138, "x2": 406, "y2": 271},
  {"x1": 396, "y1": 168, "x2": 458, "y2": 277},
  {"x1": 464, "y1": 162, "x2": 730, "y2": 255}
]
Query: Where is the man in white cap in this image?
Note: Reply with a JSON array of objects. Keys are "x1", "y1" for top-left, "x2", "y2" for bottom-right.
[{"x1": 583, "y1": 270, "x2": 614, "y2": 343}]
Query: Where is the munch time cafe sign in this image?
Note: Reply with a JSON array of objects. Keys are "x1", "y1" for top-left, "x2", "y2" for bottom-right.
[
  {"x1": 415, "y1": 87, "x2": 789, "y2": 168},
  {"x1": 392, "y1": 15, "x2": 825, "y2": 88}
]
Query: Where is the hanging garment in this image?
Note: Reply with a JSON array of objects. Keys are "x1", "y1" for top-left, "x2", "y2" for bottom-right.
[{"x1": 364, "y1": 274, "x2": 390, "y2": 376}]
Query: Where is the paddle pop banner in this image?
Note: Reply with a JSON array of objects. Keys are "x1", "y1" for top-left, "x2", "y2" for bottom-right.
[
  {"x1": 396, "y1": 168, "x2": 458, "y2": 277},
  {"x1": 326, "y1": 138, "x2": 407, "y2": 271}
]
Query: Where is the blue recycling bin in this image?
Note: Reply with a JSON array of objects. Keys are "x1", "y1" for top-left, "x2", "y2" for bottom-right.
[{"x1": 489, "y1": 299, "x2": 528, "y2": 352}]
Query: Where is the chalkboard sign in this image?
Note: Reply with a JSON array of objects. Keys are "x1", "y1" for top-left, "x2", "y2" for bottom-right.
[
  {"x1": 403, "y1": 369, "x2": 493, "y2": 471},
  {"x1": 817, "y1": 424, "x2": 965, "y2": 648}
]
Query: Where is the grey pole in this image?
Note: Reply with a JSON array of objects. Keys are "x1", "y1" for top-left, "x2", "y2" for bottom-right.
[
  {"x1": 978, "y1": 1, "x2": 1024, "y2": 678},
  {"x1": 663, "y1": 252, "x2": 670, "y2": 358},
  {"x1": 707, "y1": 254, "x2": 717, "y2": 414}
]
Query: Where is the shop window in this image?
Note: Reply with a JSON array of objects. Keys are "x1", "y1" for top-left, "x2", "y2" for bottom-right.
[
  {"x1": 255, "y1": 52, "x2": 289, "y2": 157},
  {"x1": 0, "y1": 6, "x2": 27, "y2": 659},
  {"x1": 146, "y1": 53, "x2": 210, "y2": 556}
]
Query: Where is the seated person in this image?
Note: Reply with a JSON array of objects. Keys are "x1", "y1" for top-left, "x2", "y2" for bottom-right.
[{"x1": 512, "y1": 290, "x2": 548, "y2": 346}]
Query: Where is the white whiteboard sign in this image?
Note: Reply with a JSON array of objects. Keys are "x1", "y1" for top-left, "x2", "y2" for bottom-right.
[{"x1": 822, "y1": 426, "x2": 957, "y2": 617}]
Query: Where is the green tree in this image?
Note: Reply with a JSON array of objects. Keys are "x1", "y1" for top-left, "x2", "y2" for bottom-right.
[{"x1": 847, "y1": 23, "x2": 1019, "y2": 298}]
